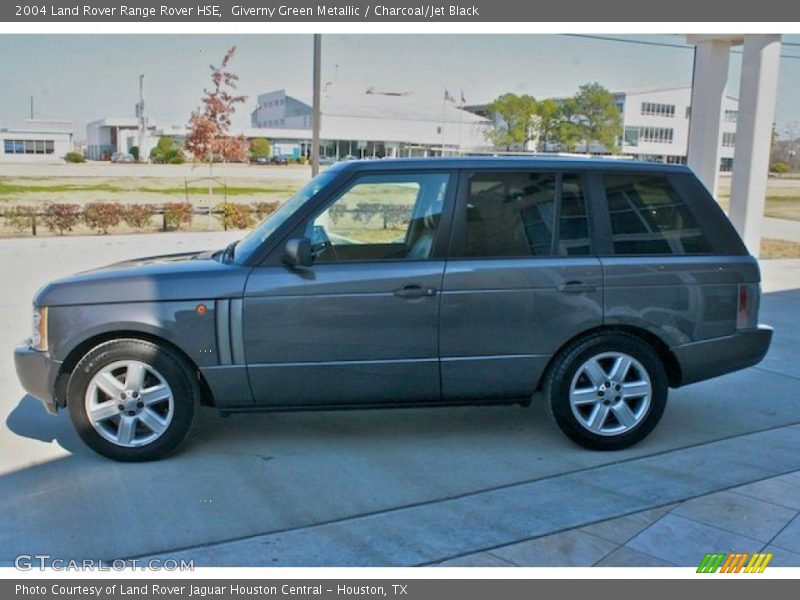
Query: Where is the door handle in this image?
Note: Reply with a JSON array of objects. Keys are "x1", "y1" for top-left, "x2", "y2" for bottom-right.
[
  {"x1": 558, "y1": 281, "x2": 597, "y2": 294},
  {"x1": 394, "y1": 284, "x2": 437, "y2": 299}
]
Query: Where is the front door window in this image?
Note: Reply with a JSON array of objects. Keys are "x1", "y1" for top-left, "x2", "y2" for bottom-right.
[{"x1": 307, "y1": 172, "x2": 450, "y2": 262}]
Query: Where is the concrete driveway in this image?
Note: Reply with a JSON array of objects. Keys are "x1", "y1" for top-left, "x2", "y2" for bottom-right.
[{"x1": 1, "y1": 232, "x2": 799, "y2": 566}]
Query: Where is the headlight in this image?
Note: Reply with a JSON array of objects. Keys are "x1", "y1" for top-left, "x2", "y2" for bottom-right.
[{"x1": 31, "y1": 306, "x2": 48, "y2": 352}]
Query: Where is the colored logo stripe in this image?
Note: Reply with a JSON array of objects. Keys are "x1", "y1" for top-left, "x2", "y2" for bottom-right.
[
  {"x1": 745, "y1": 553, "x2": 773, "y2": 573},
  {"x1": 697, "y1": 552, "x2": 773, "y2": 573}
]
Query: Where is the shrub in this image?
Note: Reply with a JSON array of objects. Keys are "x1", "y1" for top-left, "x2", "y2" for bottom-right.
[
  {"x1": 296, "y1": 156, "x2": 308, "y2": 165},
  {"x1": 163, "y1": 202, "x2": 193, "y2": 230},
  {"x1": 64, "y1": 152, "x2": 85, "y2": 163},
  {"x1": 121, "y1": 204, "x2": 156, "y2": 230},
  {"x1": 43, "y1": 203, "x2": 81, "y2": 234},
  {"x1": 217, "y1": 203, "x2": 254, "y2": 230},
  {"x1": 3, "y1": 205, "x2": 37, "y2": 233},
  {"x1": 251, "y1": 201, "x2": 279, "y2": 220},
  {"x1": 250, "y1": 138, "x2": 271, "y2": 159},
  {"x1": 150, "y1": 137, "x2": 186, "y2": 164},
  {"x1": 771, "y1": 162, "x2": 791, "y2": 176},
  {"x1": 83, "y1": 202, "x2": 123, "y2": 234}
]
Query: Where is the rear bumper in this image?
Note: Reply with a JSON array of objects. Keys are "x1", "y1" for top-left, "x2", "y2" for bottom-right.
[
  {"x1": 672, "y1": 325, "x2": 773, "y2": 386},
  {"x1": 13, "y1": 343, "x2": 61, "y2": 415}
]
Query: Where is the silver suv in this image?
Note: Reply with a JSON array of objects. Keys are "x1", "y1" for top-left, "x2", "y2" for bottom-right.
[{"x1": 14, "y1": 158, "x2": 772, "y2": 461}]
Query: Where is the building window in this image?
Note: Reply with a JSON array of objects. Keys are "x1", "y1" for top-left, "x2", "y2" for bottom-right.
[
  {"x1": 623, "y1": 126, "x2": 639, "y2": 147},
  {"x1": 722, "y1": 132, "x2": 736, "y2": 147},
  {"x1": 3, "y1": 138, "x2": 55, "y2": 155},
  {"x1": 724, "y1": 110, "x2": 738, "y2": 123},
  {"x1": 641, "y1": 102, "x2": 676, "y2": 117},
  {"x1": 638, "y1": 127, "x2": 674, "y2": 144}
]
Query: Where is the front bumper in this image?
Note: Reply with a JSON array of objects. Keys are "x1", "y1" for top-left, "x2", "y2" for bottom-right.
[
  {"x1": 13, "y1": 343, "x2": 62, "y2": 415},
  {"x1": 672, "y1": 325, "x2": 773, "y2": 386}
]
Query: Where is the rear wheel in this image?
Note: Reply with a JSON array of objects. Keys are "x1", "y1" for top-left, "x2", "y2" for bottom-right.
[
  {"x1": 544, "y1": 332, "x2": 668, "y2": 450},
  {"x1": 67, "y1": 339, "x2": 198, "y2": 461}
]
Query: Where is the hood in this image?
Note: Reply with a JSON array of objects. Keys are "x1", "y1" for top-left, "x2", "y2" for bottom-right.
[
  {"x1": 101, "y1": 250, "x2": 212, "y2": 269},
  {"x1": 34, "y1": 250, "x2": 250, "y2": 307}
]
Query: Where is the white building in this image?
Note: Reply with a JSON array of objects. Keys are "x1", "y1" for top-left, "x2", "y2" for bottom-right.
[
  {"x1": 250, "y1": 85, "x2": 492, "y2": 158},
  {"x1": 86, "y1": 118, "x2": 160, "y2": 161},
  {"x1": 251, "y1": 89, "x2": 314, "y2": 130},
  {"x1": 1, "y1": 120, "x2": 74, "y2": 162},
  {"x1": 616, "y1": 86, "x2": 738, "y2": 171}
]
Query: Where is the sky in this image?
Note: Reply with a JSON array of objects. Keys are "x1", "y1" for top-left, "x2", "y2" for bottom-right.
[{"x1": 1, "y1": 34, "x2": 799, "y2": 141}]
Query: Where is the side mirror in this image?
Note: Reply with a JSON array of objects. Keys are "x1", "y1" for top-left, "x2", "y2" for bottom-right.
[{"x1": 282, "y1": 237, "x2": 314, "y2": 268}]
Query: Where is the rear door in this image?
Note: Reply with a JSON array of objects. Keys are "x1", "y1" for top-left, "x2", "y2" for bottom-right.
[{"x1": 439, "y1": 169, "x2": 603, "y2": 401}]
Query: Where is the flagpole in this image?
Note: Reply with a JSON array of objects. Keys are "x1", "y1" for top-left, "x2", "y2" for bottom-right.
[
  {"x1": 457, "y1": 93, "x2": 464, "y2": 156},
  {"x1": 441, "y1": 90, "x2": 446, "y2": 157}
]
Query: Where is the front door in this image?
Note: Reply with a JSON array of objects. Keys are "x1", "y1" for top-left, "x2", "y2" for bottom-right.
[{"x1": 243, "y1": 170, "x2": 455, "y2": 407}]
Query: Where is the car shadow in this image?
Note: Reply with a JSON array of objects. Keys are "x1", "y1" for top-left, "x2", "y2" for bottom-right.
[{"x1": 5, "y1": 394, "x2": 85, "y2": 455}]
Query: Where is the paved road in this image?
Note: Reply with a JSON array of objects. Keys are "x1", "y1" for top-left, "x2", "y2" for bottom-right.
[
  {"x1": 0, "y1": 233, "x2": 799, "y2": 566},
  {"x1": 763, "y1": 217, "x2": 800, "y2": 243}
]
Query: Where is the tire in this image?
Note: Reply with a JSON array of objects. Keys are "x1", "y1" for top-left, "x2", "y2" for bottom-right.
[
  {"x1": 543, "y1": 332, "x2": 668, "y2": 451},
  {"x1": 67, "y1": 339, "x2": 199, "y2": 461}
]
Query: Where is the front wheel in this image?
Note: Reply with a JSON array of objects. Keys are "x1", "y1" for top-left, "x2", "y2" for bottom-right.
[
  {"x1": 67, "y1": 339, "x2": 198, "y2": 461},
  {"x1": 544, "y1": 333, "x2": 668, "y2": 450}
]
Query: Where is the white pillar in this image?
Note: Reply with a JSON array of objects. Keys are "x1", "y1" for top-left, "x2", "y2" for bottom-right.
[
  {"x1": 728, "y1": 35, "x2": 782, "y2": 257},
  {"x1": 686, "y1": 38, "x2": 732, "y2": 197}
]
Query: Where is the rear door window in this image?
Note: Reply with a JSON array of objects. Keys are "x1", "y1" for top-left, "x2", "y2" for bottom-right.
[
  {"x1": 457, "y1": 171, "x2": 591, "y2": 258},
  {"x1": 604, "y1": 173, "x2": 711, "y2": 255}
]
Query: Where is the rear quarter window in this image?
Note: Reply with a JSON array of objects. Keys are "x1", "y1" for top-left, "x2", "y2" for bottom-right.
[{"x1": 604, "y1": 173, "x2": 711, "y2": 255}]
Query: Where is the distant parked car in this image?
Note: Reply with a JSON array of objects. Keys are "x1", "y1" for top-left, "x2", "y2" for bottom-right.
[
  {"x1": 110, "y1": 152, "x2": 135, "y2": 163},
  {"x1": 250, "y1": 156, "x2": 269, "y2": 165},
  {"x1": 319, "y1": 157, "x2": 335, "y2": 165},
  {"x1": 14, "y1": 157, "x2": 772, "y2": 461},
  {"x1": 270, "y1": 156, "x2": 289, "y2": 165}
]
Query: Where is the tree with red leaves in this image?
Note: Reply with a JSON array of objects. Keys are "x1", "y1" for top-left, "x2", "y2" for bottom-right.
[{"x1": 186, "y1": 46, "x2": 248, "y2": 164}]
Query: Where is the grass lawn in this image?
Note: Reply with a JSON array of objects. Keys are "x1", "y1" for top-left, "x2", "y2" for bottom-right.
[
  {"x1": 760, "y1": 238, "x2": 800, "y2": 259},
  {"x1": 716, "y1": 192, "x2": 800, "y2": 222},
  {"x1": 0, "y1": 179, "x2": 298, "y2": 198}
]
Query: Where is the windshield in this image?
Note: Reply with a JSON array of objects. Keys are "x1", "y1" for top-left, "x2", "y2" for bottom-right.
[{"x1": 232, "y1": 170, "x2": 338, "y2": 262}]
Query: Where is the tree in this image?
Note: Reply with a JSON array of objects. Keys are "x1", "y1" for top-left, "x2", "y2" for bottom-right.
[
  {"x1": 485, "y1": 93, "x2": 538, "y2": 151},
  {"x1": 250, "y1": 138, "x2": 271, "y2": 159},
  {"x1": 535, "y1": 99, "x2": 562, "y2": 152},
  {"x1": 186, "y1": 46, "x2": 248, "y2": 164},
  {"x1": 570, "y1": 83, "x2": 622, "y2": 153}
]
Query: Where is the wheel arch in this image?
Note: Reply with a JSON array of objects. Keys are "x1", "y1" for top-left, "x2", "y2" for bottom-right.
[
  {"x1": 55, "y1": 330, "x2": 215, "y2": 408},
  {"x1": 536, "y1": 324, "x2": 682, "y2": 393}
]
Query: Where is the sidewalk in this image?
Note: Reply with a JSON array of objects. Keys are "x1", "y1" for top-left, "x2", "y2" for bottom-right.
[{"x1": 438, "y1": 471, "x2": 800, "y2": 567}]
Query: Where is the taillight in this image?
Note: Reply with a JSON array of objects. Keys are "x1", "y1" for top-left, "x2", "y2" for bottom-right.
[{"x1": 737, "y1": 284, "x2": 748, "y2": 329}]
